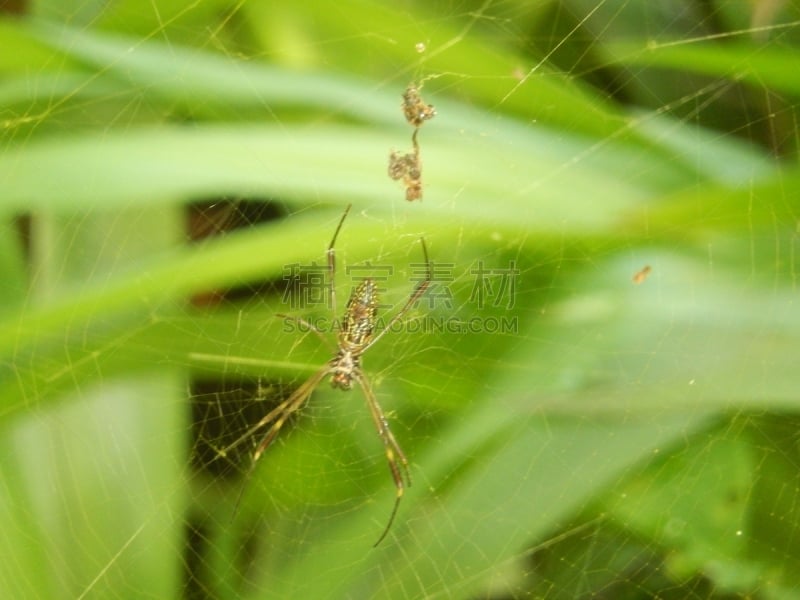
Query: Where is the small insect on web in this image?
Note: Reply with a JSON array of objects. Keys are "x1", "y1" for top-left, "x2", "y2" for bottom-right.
[
  {"x1": 632, "y1": 265, "x2": 652, "y2": 284},
  {"x1": 224, "y1": 204, "x2": 432, "y2": 546}
]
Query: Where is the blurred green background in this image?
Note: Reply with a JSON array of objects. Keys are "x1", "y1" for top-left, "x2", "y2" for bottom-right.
[{"x1": 2, "y1": 0, "x2": 800, "y2": 598}]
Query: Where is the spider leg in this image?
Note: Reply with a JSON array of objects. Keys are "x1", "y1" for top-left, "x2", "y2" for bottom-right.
[
  {"x1": 220, "y1": 366, "x2": 330, "y2": 463},
  {"x1": 251, "y1": 367, "x2": 330, "y2": 462},
  {"x1": 275, "y1": 313, "x2": 334, "y2": 352},
  {"x1": 363, "y1": 237, "x2": 431, "y2": 351},
  {"x1": 327, "y1": 204, "x2": 352, "y2": 320},
  {"x1": 355, "y1": 372, "x2": 411, "y2": 546},
  {"x1": 228, "y1": 366, "x2": 330, "y2": 518}
]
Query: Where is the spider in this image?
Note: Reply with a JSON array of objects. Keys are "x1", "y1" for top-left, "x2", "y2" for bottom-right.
[{"x1": 229, "y1": 204, "x2": 431, "y2": 546}]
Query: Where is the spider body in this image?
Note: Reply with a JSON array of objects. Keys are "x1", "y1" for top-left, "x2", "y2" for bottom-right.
[
  {"x1": 328, "y1": 350, "x2": 359, "y2": 391},
  {"x1": 340, "y1": 278, "x2": 378, "y2": 350},
  {"x1": 330, "y1": 279, "x2": 377, "y2": 390}
]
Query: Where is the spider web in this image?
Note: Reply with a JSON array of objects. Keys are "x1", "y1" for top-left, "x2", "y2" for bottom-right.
[{"x1": 1, "y1": 0, "x2": 799, "y2": 598}]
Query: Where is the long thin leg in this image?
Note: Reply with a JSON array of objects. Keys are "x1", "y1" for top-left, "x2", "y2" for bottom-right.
[
  {"x1": 327, "y1": 204, "x2": 352, "y2": 320},
  {"x1": 355, "y1": 372, "x2": 411, "y2": 546},
  {"x1": 221, "y1": 366, "x2": 330, "y2": 461},
  {"x1": 364, "y1": 237, "x2": 432, "y2": 351},
  {"x1": 275, "y1": 313, "x2": 334, "y2": 352},
  {"x1": 255, "y1": 367, "x2": 330, "y2": 462},
  {"x1": 227, "y1": 366, "x2": 330, "y2": 518}
]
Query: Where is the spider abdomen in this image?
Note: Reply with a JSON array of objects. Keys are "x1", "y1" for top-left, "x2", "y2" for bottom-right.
[{"x1": 341, "y1": 279, "x2": 379, "y2": 349}]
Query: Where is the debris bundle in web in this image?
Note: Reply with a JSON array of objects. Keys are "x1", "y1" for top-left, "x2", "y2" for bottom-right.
[{"x1": 388, "y1": 83, "x2": 436, "y2": 201}]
